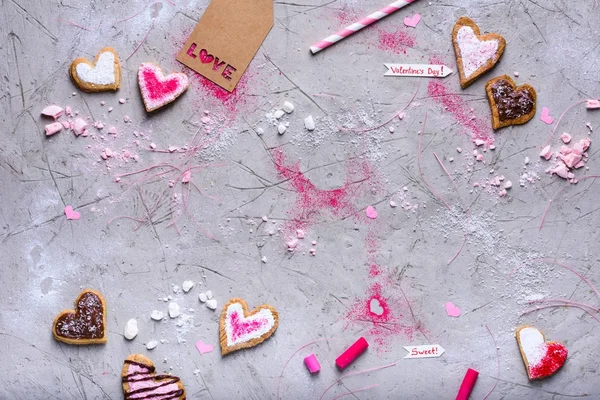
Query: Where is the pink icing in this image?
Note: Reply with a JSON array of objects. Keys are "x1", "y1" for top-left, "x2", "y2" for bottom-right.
[
  {"x1": 125, "y1": 363, "x2": 181, "y2": 400},
  {"x1": 230, "y1": 310, "x2": 268, "y2": 342},
  {"x1": 456, "y1": 26, "x2": 499, "y2": 78},
  {"x1": 138, "y1": 63, "x2": 189, "y2": 111}
]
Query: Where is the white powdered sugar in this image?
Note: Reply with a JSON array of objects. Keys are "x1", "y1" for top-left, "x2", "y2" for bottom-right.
[
  {"x1": 518, "y1": 327, "x2": 545, "y2": 367},
  {"x1": 75, "y1": 52, "x2": 116, "y2": 85}
]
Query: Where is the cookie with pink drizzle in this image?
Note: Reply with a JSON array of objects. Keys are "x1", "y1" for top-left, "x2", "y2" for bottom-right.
[
  {"x1": 219, "y1": 298, "x2": 279, "y2": 355},
  {"x1": 138, "y1": 63, "x2": 189, "y2": 112},
  {"x1": 516, "y1": 325, "x2": 567, "y2": 380},
  {"x1": 452, "y1": 17, "x2": 506, "y2": 88},
  {"x1": 122, "y1": 354, "x2": 186, "y2": 400}
]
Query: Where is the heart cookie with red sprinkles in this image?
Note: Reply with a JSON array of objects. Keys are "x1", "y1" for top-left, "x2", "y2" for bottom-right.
[
  {"x1": 138, "y1": 63, "x2": 189, "y2": 112},
  {"x1": 219, "y1": 298, "x2": 279, "y2": 355},
  {"x1": 516, "y1": 325, "x2": 567, "y2": 380}
]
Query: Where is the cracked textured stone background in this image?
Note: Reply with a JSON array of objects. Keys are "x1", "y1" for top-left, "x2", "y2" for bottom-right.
[{"x1": 1, "y1": 0, "x2": 599, "y2": 399}]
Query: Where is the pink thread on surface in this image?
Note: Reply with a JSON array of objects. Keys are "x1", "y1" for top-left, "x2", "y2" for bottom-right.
[
  {"x1": 539, "y1": 175, "x2": 600, "y2": 231},
  {"x1": 417, "y1": 111, "x2": 451, "y2": 210},
  {"x1": 57, "y1": 18, "x2": 99, "y2": 31},
  {"x1": 126, "y1": 22, "x2": 154, "y2": 61},
  {"x1": 542, "y1": 99, "x2": 589, "y2": 148},
  {"x1": 276, "y1": 338, "x2": 330, "y2": 400},
  {"x1": 318, "y1": 363, "x2": 395, "y2": 400},
  {"x1": 330, "y1": 384, "x2": 379, "y2": 400},
  {"x1": 482, "y1": 324, "x2": 499, "y2": 400},
  {"x1": 341, "y1": 79, "x2": 421, "y2": 133},
  {"x1": 521, "y1": 304, "x2": 600, "y2": 323},
  {"x1": 528, "y1": 298, "x2": 600, "y2": 313}
]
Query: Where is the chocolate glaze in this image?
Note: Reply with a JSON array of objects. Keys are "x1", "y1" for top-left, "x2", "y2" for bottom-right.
[
  {"x1": 491, "y1": 79, "x2": 534, "y2": 121},
  {"x1": 55, "y1": 291, "x2": 104, "y2": 339},
  {"x1": 123, "y1": 360, "x2": 185, "y2": 400}
]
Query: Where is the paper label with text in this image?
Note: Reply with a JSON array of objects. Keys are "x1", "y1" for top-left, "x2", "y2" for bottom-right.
[
  {"x1": 384, "y1": 64, "x2": 452, "y2": 78},
  {"x1": 403, "y1": 344, "x2": 446, "y2": 359}
]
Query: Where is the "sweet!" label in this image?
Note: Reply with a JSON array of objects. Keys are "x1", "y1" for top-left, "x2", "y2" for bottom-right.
[{"x1": 403, "y1": 344, "x2": 446, "y2": 359}]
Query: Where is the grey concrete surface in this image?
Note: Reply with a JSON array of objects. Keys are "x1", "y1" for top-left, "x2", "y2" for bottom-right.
[{"x1": 1, "y1": 0, "x2": 599, "y2": 399}]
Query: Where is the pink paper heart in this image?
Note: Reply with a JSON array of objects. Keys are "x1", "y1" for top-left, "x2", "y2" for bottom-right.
[
  {"x1": 195, "y1": 340, "x2": 214, "y2": 355},
  {"x1": 540, "y1": 107, "x2": 554, "y2": 125},
  {"x1": 445, "y1": 302, "x2": 461, "y2": 317},
  {"x1": 366, "y1": 206, "x2": 378, "y2": 219},
  {"x1": 64, "y1": 206, "x2": 81, "y2": 220},
  {"x1": 403, "y1": 14, "x2": 421, "y2": 28}
]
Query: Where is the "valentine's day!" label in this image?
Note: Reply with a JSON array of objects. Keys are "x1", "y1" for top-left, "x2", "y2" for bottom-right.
[
  {"x1": 403, "y1": 344, "x2": 446, "y2": 359},
  {"x1": 384, "y1": 64, "x2": 452, "y2": 78},
  {"x1": 176, "y1": 0, "x2": 273, "y2": 92}
]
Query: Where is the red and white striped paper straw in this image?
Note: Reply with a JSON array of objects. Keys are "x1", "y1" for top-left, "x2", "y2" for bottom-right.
[{"x1": 310, "y1": 0, "x2": 419, "y2": 54}]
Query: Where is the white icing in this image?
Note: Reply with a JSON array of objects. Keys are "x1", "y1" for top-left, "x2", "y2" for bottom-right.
[
  {"x1": 75, "y1": 52, "x2": 116, "y2": 85},
  {"x1": 518, "y1": 327, "x2": 545, "y2": 366},
  {"x1": 225, "y1": 302, "x2": 275, "y2": 347},
  {"x1": 456, "y1": 26, "x2": 499, "y2": 78}
]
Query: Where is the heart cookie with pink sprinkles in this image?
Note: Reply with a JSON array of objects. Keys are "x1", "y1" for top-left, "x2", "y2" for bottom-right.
[
  {"x1": 516, "y1": 325, "x2": 567, "y2": 380},
  {"x1": 219, "y1": 298, "x2": 279, "y2": 355},
  {"x1": 138, "y1": 63, "x2": 189, "y2": 112},
  {"x1": 452, "y1": 17, "x2": 505, "y2": 88}
]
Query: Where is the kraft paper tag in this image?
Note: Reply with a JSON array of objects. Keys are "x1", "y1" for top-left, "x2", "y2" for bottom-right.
[{"x1": 176, "y1": 0, "x2": 274, "y2": 92}]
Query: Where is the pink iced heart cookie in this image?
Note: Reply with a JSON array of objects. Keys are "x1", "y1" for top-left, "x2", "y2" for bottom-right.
[
  {"x1": 516, "y1": 326, "x2": 567, "y2": 380},
  {"x1": 138, "y1": 63, "x2": 189, "y2": 112},
  {"x1": 452, "y1": 17, "x2": 505, "y2": 88},
  {"x1": 219, "y1": 298, "x2": 279, "y2": 355}
]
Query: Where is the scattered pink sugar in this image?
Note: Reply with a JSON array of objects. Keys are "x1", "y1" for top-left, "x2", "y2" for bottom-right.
[
  {"x1": 428, "y1": 79, "x2": 494, "y2": 145},
  {"x1": 376, "y1": 28, "x2": 415, "y2": 54}
]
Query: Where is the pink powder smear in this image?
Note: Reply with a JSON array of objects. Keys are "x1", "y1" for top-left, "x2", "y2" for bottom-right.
[{"x1": 428, "y1": 78, "x2": 494, "y2": 145}]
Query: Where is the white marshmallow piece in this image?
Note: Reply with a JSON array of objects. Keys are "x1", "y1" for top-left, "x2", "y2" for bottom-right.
[
  {"x1": 198, "y1": 292, "x2": 208, "y2": 303},
  {"x1": 124, "y1": 319, "x2": 139, "y2": 340},
  {"x1": 146, "y1": 340, "x2": 158, "y2": 350},
  {"x1": 150, "y1": 310, "x2": 164, "y2": 321},
  {"x1": 282, "y1": 101, "x2": 294, "y2": 113},
  {"x1": 168, "y1": 302, "x2": 181, "y2": 318},
  {"x1": 304, "y1": 115, "x2": 315, "y2": 131},
  {"x1": 182, "y1": 280, "x2": 195, "y2": 293},
  {"x1": 206, "y1": 299, "x2": 218, "y2": 310}
]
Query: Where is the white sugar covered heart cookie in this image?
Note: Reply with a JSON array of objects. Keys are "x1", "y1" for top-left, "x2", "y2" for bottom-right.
[
  {"x1": 516, "y1": 325, "x2": 567, "y2": 380},
  {"x1": 138, "y1": 63, "x2": 189, "y2": 112},
  {"x1": 70, "y1": 47, "x2": 121, "y2": 92},
  {"x1": 219, "y1": 298, "x2": 279, "y2": 355},
  {"x1": 452, "y1": 17, "x2": 505, "y2": 88},
  {"x1": 121, "y1": 354, "x2": 186, "y2": 400}
]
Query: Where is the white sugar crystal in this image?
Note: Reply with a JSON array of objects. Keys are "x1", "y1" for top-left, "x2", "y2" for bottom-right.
[
  {"x1": 206, "y1": 290, "x2": 213, "y2": 300},
  {"x1": 282, "y1": 101, "x2": 294, "y2": 113},
  {"x1": 198, "y1": 292, "x2": 208, "y2": 303},
  {"x1": 150, "y1": 310, "x2": 164, "y2": 321},
  {"x1": 182, "y1": 280, "x2": 195, "y2": 293},
  {"x1": 206, "y1": 299, "x2": 218, "y2": 310},
  {"x1": 124, "y1": 319, "x2": 138, "y2": 340},
  {"x1": 146, "y1": 340, "x2": 158, "y2": 350},
  {"x1": 278, "y1": 123, "x2": 287, "y2": 135},
  {"x1": 304, "y1": 115, "x2": 315, "y2": 131},
  {"x1": 168, "y1": 302, "x2": 181, "y2": 318},
  {"x1": 274, "y1": 109, "x2": 285, "y2": 119}
]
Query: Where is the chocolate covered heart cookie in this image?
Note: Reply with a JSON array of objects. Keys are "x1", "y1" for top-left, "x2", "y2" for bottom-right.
[
  {"x1": 52, "y1": 289, "x2": 107, "y2": 345},
  {"x1": 486, "y1": 75, "x2": 536, "y2": 129}
]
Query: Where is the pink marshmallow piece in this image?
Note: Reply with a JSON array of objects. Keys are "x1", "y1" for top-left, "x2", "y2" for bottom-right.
[
  {"x1": 559, "y1": 153, "x2": 582, "y2": 169},
  {"x1": 304, "y1": 354, "x2": 321, "y2": 373},
  {"x1": 41, "y1": 105, "x2": 64, "y2": 120},
  {"x1": 72, "y1": 118, "x2": 88, "y2": 136},
  {"x1": 560, "y1": 132, "x2": 572, "y2": 144},
  {"x1": 108, "y1": 127, "x2": 118, "y2": 135},
  {"x1": 586, "y1": 99, "x2": 600, "y2": 109},
  {"x1": 44, "y1": 122, "x2": 63, "y2": 136},
  {"x1": 540, "y1": 145, "x2": 553, "y2": 160},
  {"x1": 549, "y1": 163, "x2": 569, "y2": 179}
]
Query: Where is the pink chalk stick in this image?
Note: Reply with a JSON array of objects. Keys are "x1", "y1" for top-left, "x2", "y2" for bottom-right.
[
  {"x1": 304, "y1": 354, "x2": 321, "y2": 373},
  {"x1": 335, "y1": 337, "x2": 369, "y2": 370},
  {"x1": 456, "y1": 368, "x2": 478, "y2": 400}
]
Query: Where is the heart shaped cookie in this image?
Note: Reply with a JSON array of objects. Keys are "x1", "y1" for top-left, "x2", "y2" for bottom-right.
[
  {"x1": 516, "y1": 325, "x2": 567, "y2": 380},
  {"x1": 138, "y1": 63, "x2": 189, "y2": 112},
  {"x1": 122, "y1": 354, "x2": 186, "y2": 400},
  {"x1": 219, "y1": 298, "x2": 279, "y2": 355},
  {"x1": 70, "y1": 47, "x2": 121, "y2": 92},
  {"x1": 452, "y1": 17, "x2": 505, "y2": 88},
  {"x1": 486, "y1": 75, "x2": 537, "y2": 129},
  {"x1": 52, "y1": 289, "x2": 107, "y2": 345}
]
